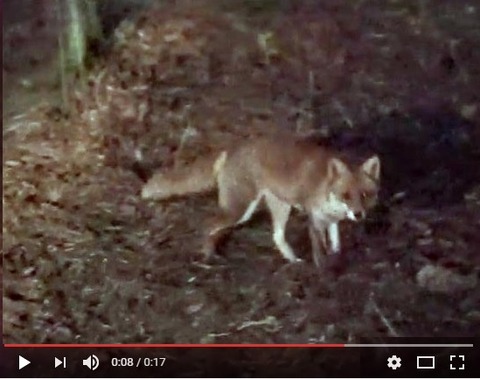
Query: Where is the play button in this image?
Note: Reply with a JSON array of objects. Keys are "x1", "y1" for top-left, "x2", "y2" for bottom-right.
[{"x1": 18, "y1": 356, "x2": 31, "y2": 370}]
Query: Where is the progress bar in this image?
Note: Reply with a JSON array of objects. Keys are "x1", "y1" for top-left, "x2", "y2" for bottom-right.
[
  {"x1": 5, "y1": 343, "x2": 475, "y2": 348},
  {"x1": 346, "y1": 344, "x2": 474, "y2": 347}
]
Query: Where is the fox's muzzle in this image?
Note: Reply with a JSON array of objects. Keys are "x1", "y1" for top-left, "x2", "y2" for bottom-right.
[{"x1": 347, "y1": 209, "x2": 366, "y2": 222}]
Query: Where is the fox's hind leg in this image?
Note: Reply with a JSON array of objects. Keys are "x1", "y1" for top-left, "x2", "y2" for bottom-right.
[
  {"x1": 202, "y1": 211, "x2": 239, "y2": 259},
  {"x1": 202, "y1": 176, "x2": 260, "y2": 259},
  {"x1": 264, "y1": 191, "x2": 301, "y2": 263}
]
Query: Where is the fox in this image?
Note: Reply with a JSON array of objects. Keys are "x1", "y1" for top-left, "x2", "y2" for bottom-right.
[{"x1": 141, "y1": 135, "x2": 380, "y2": 266}]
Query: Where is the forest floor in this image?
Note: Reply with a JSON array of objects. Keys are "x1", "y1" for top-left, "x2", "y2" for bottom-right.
[{"x1": 3, "y1": 0, "x2": 480, "y2": 344}]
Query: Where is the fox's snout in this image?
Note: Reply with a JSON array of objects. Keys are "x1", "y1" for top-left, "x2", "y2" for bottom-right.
[{"x1": 347, "y1": 209, "x2": 366, "y2": 222}]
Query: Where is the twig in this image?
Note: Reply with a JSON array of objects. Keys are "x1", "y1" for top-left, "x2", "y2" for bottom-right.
[
  {"x1": 174, "y1": 124, "x2": 198, "y2": 169},
  {"x1": 237, "y1": 316, "x2": 280, "y2": 332},
  {"x1": 369, "y1": 293, "x2": 400, "y2": 337}
]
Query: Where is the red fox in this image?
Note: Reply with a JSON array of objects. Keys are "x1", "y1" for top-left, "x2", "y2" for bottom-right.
[{"x1": 142, "y1": 136, "x2": 380, "y2": 266}]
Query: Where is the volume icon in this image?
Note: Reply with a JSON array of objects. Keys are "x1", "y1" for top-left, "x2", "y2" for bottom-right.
[
  {"x1": 54, "y1": 357, "x2": 67, "y2": 369},
  {"x1": 83, "y1": 354, "x2": 100, "y2": 371}
]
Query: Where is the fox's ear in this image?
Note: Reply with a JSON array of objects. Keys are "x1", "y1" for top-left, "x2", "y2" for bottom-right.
[
  {"x1": 327, "y1": 157, "x2": 350, "y2": 180},
  {"x1": 361, "y1": 155, "x2": 380, "y2": 181}
]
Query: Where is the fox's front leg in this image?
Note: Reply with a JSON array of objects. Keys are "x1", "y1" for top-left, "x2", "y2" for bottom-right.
[
  {"x1": 265, "y1": 191, "x2": 302, "y2": 263},
  {"x1": 326, "y1": 223, "x2": 341, "y2": 254},
  {"x1": 309, "y1": 223, "x2": 327, "y2": 267},
  {"x1": 309, "y1": 218, "x2": 341, "y2": 266}
]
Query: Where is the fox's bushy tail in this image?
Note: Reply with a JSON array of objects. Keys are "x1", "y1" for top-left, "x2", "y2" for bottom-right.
[{"x1": 141, "y1": 151, "x2": 227, "y2": 200}]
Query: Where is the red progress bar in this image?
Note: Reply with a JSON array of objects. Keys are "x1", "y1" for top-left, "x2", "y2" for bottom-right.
[{"x1": 5, "y1": 343, "x2": 345, "y2": 348}]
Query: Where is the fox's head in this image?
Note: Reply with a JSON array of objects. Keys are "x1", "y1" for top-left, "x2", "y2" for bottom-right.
[{"x1": 321, "y1": 155, "x2": 381, "y2": 222}]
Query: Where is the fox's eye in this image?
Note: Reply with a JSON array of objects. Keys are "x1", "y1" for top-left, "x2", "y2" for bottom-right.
[
  {"x1": 362, "y1": 191, "x2": 377, "y2": 200},
  {"x1": 342, "y1": 192, "x2": 351, "y2": 201}
]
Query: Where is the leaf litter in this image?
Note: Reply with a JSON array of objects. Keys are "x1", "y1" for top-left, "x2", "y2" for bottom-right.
[{"x1": 3, "y1": 0, "x2": 480, "y2": 343}]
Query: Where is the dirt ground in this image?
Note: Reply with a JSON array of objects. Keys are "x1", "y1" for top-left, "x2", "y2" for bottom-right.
[{"x1": 3, "y1": 0, "x2": 480, "y2": 344}]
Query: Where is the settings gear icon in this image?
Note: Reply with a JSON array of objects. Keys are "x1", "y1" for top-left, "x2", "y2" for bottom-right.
[{"x1": 387, "y1": 355, "x2": 402, "y2": 370}]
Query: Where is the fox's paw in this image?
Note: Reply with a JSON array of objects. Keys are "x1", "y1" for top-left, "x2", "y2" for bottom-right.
[
  {"x1": 326, "y1": 246, "x2": 341, "y2": 255},
  {"x1": 195, "y1": 247, "x2": 227, "y2": 265},
  {"x1": 313, "y1": 253, "x2": 326, "y2": 268},
  {"x1": 200, "y1": 241, "x2": 221, "y2": 262},
  {"x1": 286, "y1": 257, "x2": 303, "y2": 264}
]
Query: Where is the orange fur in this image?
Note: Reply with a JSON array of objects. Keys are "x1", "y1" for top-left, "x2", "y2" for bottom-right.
[{"x1": 142, "y1": 136, "x2": 380, "y2": 265}]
